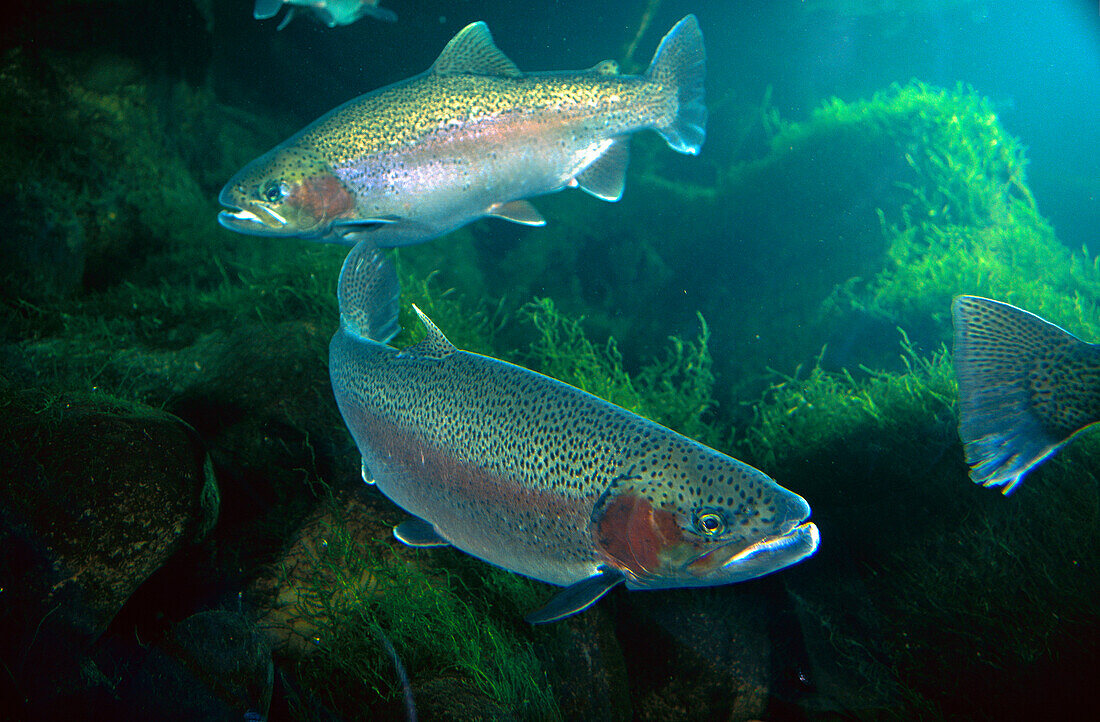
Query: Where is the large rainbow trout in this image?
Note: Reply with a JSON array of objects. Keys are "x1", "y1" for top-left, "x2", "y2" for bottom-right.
[
  {"x1": 219, "y1": 16, "x2": 707, "y2": 246},
  {"x1": 329, "y1": 243, "x2": 819, "y2": 623}
]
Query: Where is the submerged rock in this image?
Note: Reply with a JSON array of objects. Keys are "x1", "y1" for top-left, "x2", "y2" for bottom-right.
[
  {"x1": 0, "y1": 390, "x2": 219, "y2": 706},
  {"x1": 0, "y1": 182, "x2": 86, "y2": 302},
  {"x1": 94, "y1": 610, "x2": 273, "y2": 721},
  {"x1": 618, "y1": 583, "x2": 783, "y2": 722},
  {"x1": 250, "y1": 490, "x2": 394, "y2": 658},
  {"x1": 536, "y1": 607, "x2": 632, "y2": 722}
]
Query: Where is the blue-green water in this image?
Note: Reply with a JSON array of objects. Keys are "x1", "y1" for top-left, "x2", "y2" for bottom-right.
[{"x1": 1, "y1": 1, "x2": 1098, "y2": 720}]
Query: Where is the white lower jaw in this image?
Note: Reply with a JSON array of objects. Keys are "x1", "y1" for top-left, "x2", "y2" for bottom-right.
[
  {"x1": 724, "y1": 521, "x2": 820, "y2": 567},
  {"x1": 226, "y1": 208, "x2": 261, "y2": 223},
  {"x1": 221, "y1": 206, "x2": 287, "y2": 227}
]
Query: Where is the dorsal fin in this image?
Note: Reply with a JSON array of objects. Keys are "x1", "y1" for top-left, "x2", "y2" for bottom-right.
[
  {"x1": 589, "y1": 59, "x2": 620, "y2": 76},
  {"x1": 431, "y1": 21, "x2": 522, "y2": 77},
  {"x1": 402, "y1": 304, "x2": 457, "y2": 359}
]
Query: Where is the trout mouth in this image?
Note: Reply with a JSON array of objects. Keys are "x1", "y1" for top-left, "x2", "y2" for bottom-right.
[
  {"x1": 218, "y1": 202, "x2": 288, "y2": 232},
  {"x1": 687, "y1": 520, "x2": 820, "y2": 577}
]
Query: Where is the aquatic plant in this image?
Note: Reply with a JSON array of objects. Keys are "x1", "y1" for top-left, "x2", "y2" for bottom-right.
[
  {"x1": 739, "y1": 325, "x2": 1099, "y2": 718},
  {"x1": 741, "y1": 330, "x2": 956, "y2": 471},
  {"x1": 781, "y1": 81, "x2": 1034, "y2": 227},
  {"x1": 276, "y1": 489, "x2": 561, "y2": 721},
  {"x1": 796, "y1": 81, "x2": 1100, "y2": 349},
  {"x1": 391, "y1": 255, "x2": 504, "y2": 356},
  {"x1": 514, "y1": 297, "x2": 720, "y2": 445}
]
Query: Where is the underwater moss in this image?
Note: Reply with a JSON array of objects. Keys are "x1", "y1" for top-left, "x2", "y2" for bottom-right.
[
  {"x1": 7, "y1": 241, "x2": 345, "y2": 403},
  {"x1": 798, "y1": 81, "x2": 1100, "y2": 353},
  {"x1": 739, "y1": 327, "x2": 1099, "y2": 718},
  {"x1": 512, "y1": 297, "x2": 720, "y2": 445},
  {"x1": 740, "y1": 330, "x2": 957, "y2": 474},
  {"x1": 273, "y1": 489, "x2": 561, "y2": 721}
]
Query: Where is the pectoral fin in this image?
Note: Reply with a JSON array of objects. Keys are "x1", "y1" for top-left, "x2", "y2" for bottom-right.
[
  {"x1": 394, "y1": 518, "x2": 450, "y2": 547},
  {"x1": 363, "y1": 5, "x2": 397, "y2": 23},
  {"x1": 525, "y1": 567, "x2": 626, "y2": 624},
  {"x1": 487, "y1": 200, "x2": 546, "y2": 226},
  {"x1": 334, "y1": 216, "x2": 402, "y2": 232}
]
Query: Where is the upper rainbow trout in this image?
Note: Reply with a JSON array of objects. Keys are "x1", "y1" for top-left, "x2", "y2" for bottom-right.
[
  {"x1": 329, "y1": 242, "x2": 819, "y2": 623},
  {"x1": 218, "y1": 16, "x2": 707, "y2": 246}
]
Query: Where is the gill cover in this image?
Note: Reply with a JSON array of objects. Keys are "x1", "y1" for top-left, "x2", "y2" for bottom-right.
[{"x1": 218, "y1": 146, "x2": 355, "y2": 238}]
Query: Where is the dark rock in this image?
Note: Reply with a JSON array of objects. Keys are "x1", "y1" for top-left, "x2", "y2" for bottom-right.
[
  {"x1": 620, "y1": 583, "x2": 780, "y2": 722},
  {"x1": 172, "y1": 320, "x2": 345, "y2": 506},
  {"x1": 0, "y1": 390, "x2": 219, "y2": 706},
  {"x1": 0, "y1": 181, "x2": 86, "y2": 303},
  {"x1": 536, "y1": 606, "x2": 632, "y2": 721},
  {"x1": 101, "y1": 609, "x2": 273, "y2": 721}
]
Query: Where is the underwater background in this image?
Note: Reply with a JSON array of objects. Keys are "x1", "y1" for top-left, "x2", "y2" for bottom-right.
[{"x1": 1, "y1": 0, "x2": 1098, "y2": 719}]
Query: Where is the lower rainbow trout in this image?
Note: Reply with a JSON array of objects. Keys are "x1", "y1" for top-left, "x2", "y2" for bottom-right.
[{"x1": 329, "y1": 243, "x2": 819, "y2": 622}]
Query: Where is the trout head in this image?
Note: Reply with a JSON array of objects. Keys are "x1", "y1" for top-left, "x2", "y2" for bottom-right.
[
  {"x1": 592, "y1": 439, "x2": 818, "y2": 589},
  {"x1": 218, "y1": 146, "x2": 355, "y2": 239}
]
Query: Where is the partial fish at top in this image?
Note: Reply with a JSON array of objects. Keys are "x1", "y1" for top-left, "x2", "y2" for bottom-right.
[
  {"x1": 218, "y1": 16, "x2": 706, "y2": 246},
  {"x1": 253, "y1": 0, "x2": 396, "y2": 31},
  {"x1": 329, "y1": 243, "x2": 818, "y2": 623},
  {"x1": 953, "y1": 295, "x2": 1100, "y2": 493}
]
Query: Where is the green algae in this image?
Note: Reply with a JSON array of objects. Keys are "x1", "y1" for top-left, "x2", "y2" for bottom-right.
[
  {"x1": 278, "y1": 489, "x2": 561, "y2": 721},
  {"x1": 795, "y1": 81, "x2": 1100, "y2": 347},
  {"x1": 740, "y1": 330, "x2": 957, "y2": 474},
  {"x1": 737, "y1": 329, "x2": 1099, "y2": 718},
  {"x1": 514, "y1": 297, "x2": 720, "y2": 445}
]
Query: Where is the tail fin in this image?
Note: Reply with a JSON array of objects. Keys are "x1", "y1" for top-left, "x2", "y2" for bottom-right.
[
  {"x1": 952, "y1": 295, "x2": 1100, "y2": 493},
  {"x1": 253, "y1": 0, "x2": 282, "y2": 20},
  {"x1": 646, "y1": 15, "x2": 707, "y2": 155},
  {"x1": 337, "y1": 240, "x2": 401, "y2": 344},
  {"x1": 363, "y1": 4, "x2": 398, "y2": 23}
]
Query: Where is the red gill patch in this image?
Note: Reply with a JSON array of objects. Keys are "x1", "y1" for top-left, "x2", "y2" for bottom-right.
[
  {"x1": 594, "y1": 493, "x2": 681, "y2": 578},
  {"x1": 288, "y1": 174, "x2": 355, "y2": 224}
]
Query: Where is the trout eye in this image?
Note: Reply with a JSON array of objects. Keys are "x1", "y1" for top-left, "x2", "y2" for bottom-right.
[
  {"x1": 694, "y1": 509, "x2": 727, "y2": 537},
  {"x1": 261, "y1": 179, "x2": 286, "y2": 203}
]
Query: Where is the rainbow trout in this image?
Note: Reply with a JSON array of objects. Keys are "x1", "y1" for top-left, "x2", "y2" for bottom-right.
[
  {"x1": 218, "y1": 16, "x2": 707, "y2": 246},
  {"x1": 329, "y1": 243, "x2": 819, "y2": 623},
  {"x1": 953, "y1": 295, "x2": 1100, "y2": 493}
]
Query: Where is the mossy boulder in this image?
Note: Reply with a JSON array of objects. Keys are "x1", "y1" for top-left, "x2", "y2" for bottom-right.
[
  {"x1": 78, "y1": 609, "x2": 273, "y2": 721},
  {"x1": 0, "y1": 389, "x2": 219, "y2": 705},
  {"x1": 737, "y1": 341, "x2": 1100, "y2": 719}
]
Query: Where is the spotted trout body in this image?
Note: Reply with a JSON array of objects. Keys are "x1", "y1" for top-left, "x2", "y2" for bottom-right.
[
  {"x1": 219, "y1": 16, "x2": 707, "y2": 246},
  {"x1": 329, "y1": 244, "x2": 819, "y2": 622}
]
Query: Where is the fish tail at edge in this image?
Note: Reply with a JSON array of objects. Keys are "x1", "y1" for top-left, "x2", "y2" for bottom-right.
[{"x1": 952, "y1": 295, "x2": 1100, "y2": 493}]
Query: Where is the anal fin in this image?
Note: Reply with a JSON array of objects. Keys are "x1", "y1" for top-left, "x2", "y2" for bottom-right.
[
  {"x1": 394, "y1": 518, "x2": 450, "y2": 547},
  {"x1": 487, "y1": 200, "x2": 546, "y2": 226},
  {"x1": 525, "y1": 567, "x2": 625, "y2": 624},
  {"x1": 573, "y1": 137, "x2": 630, "y2": 202}
]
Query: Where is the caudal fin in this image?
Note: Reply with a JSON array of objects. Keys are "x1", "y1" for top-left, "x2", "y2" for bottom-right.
[
  {"x1": 337, "y1": 240, "x2": 401, "y2": 344},
  {"x1": 363, "y1": 4, "x2": 397, "y2": 23},
  {"x1": 952, "y1": 295, "x2": 1100, "y2": 493},
  {"x1": 646, "y1": 14, "x2": 707, "y2": 155},
  {"x1": 253, "y1": 0, "x2": 282, "y2": 20}
]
